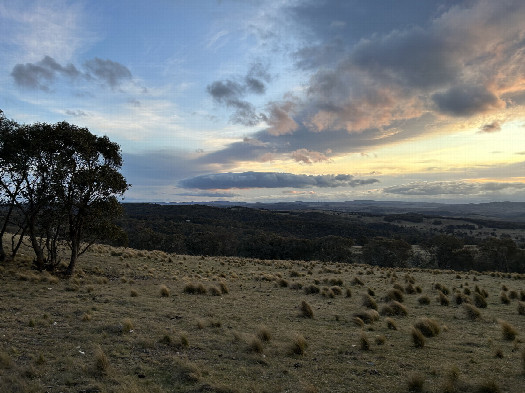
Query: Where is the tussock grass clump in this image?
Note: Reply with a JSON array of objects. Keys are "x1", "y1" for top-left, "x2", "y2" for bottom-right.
[
  {"x1": 122, "y1": 318, "x2": 133, "y2": 333},
  {"x1": 386, "y1": 317, "x2": 397, "y2": 330},
  {"x1": 300, "y1": 300, "x2": 314, "y2": 319},
  {"x1": 476, "y1": 379, "x2": 501, "y2": 393},
  {"x1": 367, "y1": 287, "x2": 375, "y2": 296},
  {"x1": 0, "y1": 351, "x2": 13, "y2": 369},
  {"x1": 453, "y1": 292, "x2": 471, "y2": 305},
  {"x1": 304, "y1": 284, "x2": 320, "y2": 295},
  {"x1": 500, "y1": 291, "x2": 510, "y2": 305},
  {"x1": 352, "y1": 316, "x2": 365, "y2": 328},
  {"x1": 278, "y1": 278, "x2": 289, "y2": 288},
  {"x1": 353, "y1": 310, "x2": 379, "y2": 324},
  {"x1": 159, "y1": 284, "x2": 170, "y2": 297},
  {"x1": 413, "y1": 318, "x2": 440, "y2": 337},
  {"x1": 385, "y1": 288, "x2": 405, "y2": 303},
  {"x1": 289, "y1": 334, "x2": 308, "y2": 355},
  {"x1": 438, "y1": 291, "x2": 450, "y2": 306},
  {"x1": 218, "y1": 282, "x2": 229, "y2": 294},
  {"x1": 174, "y1": 359, "x2": 201, "y2": 383},
  {"x1": 362, "y1": 294, "x2": 378, "y2": 310},
  {"x1": 462, "y1": 303, "x2": 481, "y2": 320},
  {"x1": 375, "y1": 335, "x2": 386, "y2": 345},
  {"x1": 498, "y1": 320, "x2": 518, "y2": 341},
  {"x1": 130, "y1": 289, "x2": 138, "y2": 297},
  {"x1": 184, "y1": 282, "x2": 207, "y2": 295},
  {"x1": 256, "y1": 326, "x2": 271, "y2": 342},
  {"x1": 380, "y1": 301, "x2": 408, "y2": 317},
  {"x1": 94, "y1": 346, "x2": 110, "y2": 375},
  {"x1": 208, "y1": 286, "x2": 221, "y2": 296},
  {"x1": 518, "y1": 301, "x2": 525, "y2": 315},
  {"x1": 359, "y1": 331, "x2": 370, "y2": 351},
  {"x1": 521, "y1": 348, "x2": 525, "y2": 374},
  {"x1": 474, "y1": 292, "x2": 488, "y2": 308},
  {"x1": 407, "y1": 373, "x2": 425, "y2": 392},
  {"x1": 418, "y1": 295, "x2": 431, "y2": 305},
  {"x1": 508, "y1": 290, "x2": 518, "y2": 300},
  {"x1": 411, "y1": 327, "x2": 426, "y2": 348},
  {"x1": 248, "y1": 337, "x2": 264, "y2": 354},
  {"x1": 345, "y1": 288, "x2": 352, "y2": 298},
  {"x1": 351, "y1": 276, "x2": 364, "y2": 286}
]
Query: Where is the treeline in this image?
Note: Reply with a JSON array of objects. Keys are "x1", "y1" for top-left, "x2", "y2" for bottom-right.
[
  {"x1": 118, "y1": 203, "x2": 525, "y2": 273},
  {"x1": 0, "y1": 111, "x2": 128, "y2": 276}
]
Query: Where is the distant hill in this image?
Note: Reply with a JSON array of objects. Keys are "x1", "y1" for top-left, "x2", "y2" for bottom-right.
[{"x1": 164, "y1": 200, "x2": 525, "y2": 222}]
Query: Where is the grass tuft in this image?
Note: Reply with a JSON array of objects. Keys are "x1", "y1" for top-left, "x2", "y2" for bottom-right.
[
  {"x1": 385, "y1": 317, "x2": 397, "y2": 330},
  {"x1": 359, "y1": 331, "x2": 370, "y2": 351},
  {"x1": 462, "y1": 303, "x2": 481, "y2": 320},
  {"x1": 362, "y1": 293, "x2": 378, "y2": 310},
  {"x1": 517, "y1": 301, "x2": 525, "y2": 316},
  {"x1": 413, "y1": 318, "x2": 440, "y2": 337},
  {"x1": 300, "y1": 300, "x2": 314, "y2": 318},
  {"x1": 407, "y1": 373, "x2": 425, "y2": 392},
  {"x1": 256, "y1": 326, "x2": 272, "y2": 342},
  {"x1": 289, "y1": 334, "x2": 308, "y2": 355},
  {"x1": 498, "y1": 320, "x2": 518, "y2": 341},
  {"x1": 411, "y1": 327, "x2": 426, "y2": 348},
  {"x1": 159, "y1": 284, "x2": 170, "y2": 297},
  {"x1": 94, "y1": 346, "x2": 110, "y2": 375}
]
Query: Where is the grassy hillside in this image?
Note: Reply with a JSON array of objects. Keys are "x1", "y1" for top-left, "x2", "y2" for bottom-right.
[{"x1": 0, "y1": 244, "x2": 524, "y2": 392}]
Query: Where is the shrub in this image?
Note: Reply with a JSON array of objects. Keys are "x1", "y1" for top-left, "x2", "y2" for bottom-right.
[
  {"x1": 184, "y1": 282, "x2": 207, "y2": 294},
  {"x1": 208, "y1": 286, "x2": 221, "y2": 296},
  {"x1": 411, "y1": 327, "x2": 425, "y2": 348},
  {"x1": 413, "y1": 318, "x2": 440, "y2": 337},
  {"x1": 375, "y1": 335, "x2": 386, "y2": 345},
  {"x1": 300, "y1": 300, "x2": 314, "y2": 319},
  {"x1": 361, "y1": 294, "x2": 378, "y2": 310},
  {"x1": 130, "y1": 289, "x2": 138, "y2": 297},
  {"x1": 509, "y1": 290, "x2": 518, "y2": 300},
  {"x1": 418, "y1": 295, "x2": 430, "y2": 305},
  {"x1": 345, "y1": 288, "x2": 352, "y2": 298},
  {"x1": 498, "y1": 320, "x2": 518, "y2": 340}
]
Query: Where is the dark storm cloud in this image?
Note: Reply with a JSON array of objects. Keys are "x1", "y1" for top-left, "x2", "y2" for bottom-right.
[
  {"x1": 432, "y1": 85, "x2": 504, "y2": 116},
  {"x1": 83, "y1": 57, "x2": 132, "y2": 89},
  {"x1": 479, "y1": 121, "x2": 502, "y2": 133},
  {"x1": 384, "y1": 181, "x2": 525, "y2": 196},
  {"x1": 179, "y1": 172, "x2": 378, "y2": 190},
  {"x1": 11, "y1": 55, "x2": 81, "y2": 90},
  {"x1": 11, "y1": 56, "x2": 133, "y2": 91},
  {"x1": 207, "y1": 62, "x2": 270, "y2": 126}
]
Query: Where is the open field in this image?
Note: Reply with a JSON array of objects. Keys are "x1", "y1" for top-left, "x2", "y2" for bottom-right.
[{"x1": 1, "y1": 244, "x2": 524, "y2": 392}]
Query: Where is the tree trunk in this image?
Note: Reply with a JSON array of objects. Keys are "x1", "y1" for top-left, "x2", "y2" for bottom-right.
[
  {"x1": 66, "y1": 231, "x2": 81, "y2": 277},
  {"x1": 28, "y1": 219, "x2": 45, "y2": 270}
]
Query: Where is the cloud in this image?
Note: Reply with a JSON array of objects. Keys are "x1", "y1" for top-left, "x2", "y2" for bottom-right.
[
  {"x1": 176, "y1": 191, "x2": 238, "y2": 198},
  {"x1": 65, "y1": 109, "x2": 87, "y2": 117},
  {"x1": 432, "y1": 85, "x2": 504, "y2": 116},
  {"x1": 264, "y1": 101, "x2": 298, "y2": 136},
  {"x1": 11, "y1": 55, "x2": 133, "y2": 91},
  {"x1": 206, "y1": 62, "x2": 270, "y2": 126},
  {"x1": 84, "y1": 57, "x2": 132, "y2": 89},
  {"x1": 290, "y1": 149, "x2": 330, "y2": 164},
  {"x1": 11, "y1": 55, "x2": 81, "y2": 90},
  {"x1": 179, "y1": 172, "x2": 379, "y2": 190},
  {"x1": 479, "y1": 121, "x2": 502, "y2": 133},
  {"x1": 384, "y1": 181, "x2": 525, "y2": 196}
]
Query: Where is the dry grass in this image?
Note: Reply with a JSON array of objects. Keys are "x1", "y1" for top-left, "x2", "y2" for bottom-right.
[
  {"x1": 413, "y1": 318, "x2": 440, "y2": 337},
  {"x1": 300, "y1": 300, "x2": 314, "y2": 318},
  {"x1": 1, "y1": 240, "x2": 524, "y2": 392},
  {"x1": 411, "y1": 327, "x2": 425, "y2": 348},
  {"x1": 498, "y1": 320, "x2": 518, "y2": 341}
]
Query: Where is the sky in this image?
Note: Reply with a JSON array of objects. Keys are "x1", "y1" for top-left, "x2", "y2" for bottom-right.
[{"x1": 1, "y1": 0, "x2": 525, "y2": 203}]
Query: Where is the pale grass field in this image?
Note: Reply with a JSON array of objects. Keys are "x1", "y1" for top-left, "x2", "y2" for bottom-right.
[{"x1": 0, "y1": 243, "x2": 524, "y2": 392}]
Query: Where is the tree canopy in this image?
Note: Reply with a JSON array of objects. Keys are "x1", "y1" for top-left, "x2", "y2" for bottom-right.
[{"x1": 0, "y1": 110, "x2": 129, "y2": 275}]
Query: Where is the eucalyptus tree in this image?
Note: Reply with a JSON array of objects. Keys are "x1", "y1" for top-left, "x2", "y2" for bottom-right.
[{"x1": 0, "y1": 112, "x2": 129, "y2": 275}]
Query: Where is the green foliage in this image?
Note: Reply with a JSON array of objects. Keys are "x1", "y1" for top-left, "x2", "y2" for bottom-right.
[{"x1": 0, "y1": 113, "x2": 128, "y2": 275}]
